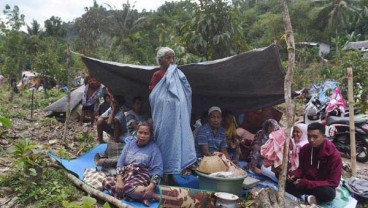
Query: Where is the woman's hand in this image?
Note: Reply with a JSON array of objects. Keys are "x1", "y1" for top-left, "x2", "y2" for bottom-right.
[
  {"x1": 116, "y1": 175, "x2": 124, "y2": 194},
  {"x1": 287, "y1": 174, "x2": 296, "y2": 182},
  {"x1": 142, "y1": 183, "x2": 155, "y2": 199}
]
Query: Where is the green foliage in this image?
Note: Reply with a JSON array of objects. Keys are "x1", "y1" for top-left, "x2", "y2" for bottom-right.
[
  {"x1": 248, "y1": 12, "x2": 283, "y2": 47},
  {"x1": 75, "y1": 132, "x2": 94, "y2": 142},
  {"x1": 0, "y1": 138, "x2": 83, "y2": 206},
  {"x1": 0, "y1": 105, "x2": 26, "y2": 119},
  {"x1": 44, "y1": 16, "x2": 67, "y2": 38},
  {"x1": 62, "y1": 196, "x2": 111, "y2": 208},
  {"x1": 62, "y1": 196, "x2": 98, "y2": 208},
  {"x1": 7, "y1": 138, "x2": 47, "y2": 175},
  {"x1": 239, "y1": 192, "x2": 255, "y2": 208},
  {"x1": 55, "y1": 147, "x2": 74, "y2": 160},
  {"x1": 0, "y1": 116, "x2": 12, "y2": 128},
  {"x1": 321, "y1": 51, "x2": 368, "y2": 111},
  {"x1": 1, "y1": 0, "x2": 368, "y2": 110},
  {"x1": 19, "y1": 88, "x2": 65, "y2": 110},
  {"x1": 0, "y1": 168, "x2": 82, "y2": 207},
  {"x1": 179, "y1": 0, "x2": 250, "y2": 60}
]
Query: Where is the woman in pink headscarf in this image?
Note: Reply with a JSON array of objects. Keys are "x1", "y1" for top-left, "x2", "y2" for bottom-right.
[{"x1": 261, "y1": 122, "x2": 309, "y2": 176}]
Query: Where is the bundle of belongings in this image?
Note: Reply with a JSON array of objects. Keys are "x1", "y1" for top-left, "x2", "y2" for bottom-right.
[
  {"x1": 196, "y1": 152, "x2": 246, "y2": 177},
  {"x1": 93, "y1": 142, "x2": 124, "y2": 176},
  {"x1": 344, "y1": 177, "x2": 368, "y2": 204},
  {"x1": 78, "y1": 142, "x2": 124, "y2": 191}
]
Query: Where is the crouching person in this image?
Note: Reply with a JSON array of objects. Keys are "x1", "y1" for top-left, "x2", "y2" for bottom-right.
[
  {"x1": 96, "y1": 95, "x2": 128, "y2": 143},
  {"x1": 102, "y1": 122, "x2": 163, "y2": 206},
  {"x1": 286, "y1": 122, "x2": 342, "y2": 205}
]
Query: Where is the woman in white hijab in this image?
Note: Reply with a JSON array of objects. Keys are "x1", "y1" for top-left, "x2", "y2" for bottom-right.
[
  {"x1": 292, "y1": 123, "x2": 309, "y2": 153},
  {"x1": 289, "y1": 122, "x2": 308, "y2": 170}
]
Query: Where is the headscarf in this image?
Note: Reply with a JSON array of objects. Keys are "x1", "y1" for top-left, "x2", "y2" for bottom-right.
[
  {"x1": 292, "y1": 123, "x2": 308, "y2": 152},
  {"x1": 288, "y1": 122, "x2": 308, "y2": 170},
  {"x1": 252, "y1": 119, "x2": 280, "y2": 148}
]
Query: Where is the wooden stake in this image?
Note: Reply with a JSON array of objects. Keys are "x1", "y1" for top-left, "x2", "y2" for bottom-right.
[
  {"x1": 63, "y1": 44, "x2": 72, "y2": 142},
  {"x1": 278, "y1": 0, "x2": 296, "y2": 206},
  {"x1": 31, "y1": 89, "x2": 35, "y2": 119},
  {"x1": 347, "y1": 67, "x2": 356, "y2": 177}
]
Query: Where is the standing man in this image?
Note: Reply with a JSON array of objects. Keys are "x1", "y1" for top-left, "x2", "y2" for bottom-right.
[
  {"x1": 287, "y1": 122, "x2": 342, "y2": 205},
  {"x1": 80, "y1": 76, "x2": 103, "y2": 126},
  {"x1": 195, "y1": 106, "x2": 229, "y2": 159}
]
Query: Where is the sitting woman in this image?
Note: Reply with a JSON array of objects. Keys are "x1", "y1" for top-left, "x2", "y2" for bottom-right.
[
  {"x1": 223, "y1": 112, "x2": 240, "y2": 164},
  {"x1": 261, "y1": 122, "x2": 309, "y2": 178},
  {"x1": 102, "y1": 122, "x2": 163, "y2": 206},
  {"x1": 289, "y1": 122, "x2": 308, "y2": 170},
  {"x1": 246, "y1": 119, "x2": 280, "y2": 176}
]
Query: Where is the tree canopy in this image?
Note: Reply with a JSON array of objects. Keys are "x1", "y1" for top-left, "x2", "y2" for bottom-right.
[{"x1": 1, "y1": 0, "x2": 368, "y2": 108}]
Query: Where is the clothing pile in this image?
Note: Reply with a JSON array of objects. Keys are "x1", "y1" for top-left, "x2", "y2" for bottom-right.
[{"x1": 197, "y1": 153, "x2": 246, "y2": 178}]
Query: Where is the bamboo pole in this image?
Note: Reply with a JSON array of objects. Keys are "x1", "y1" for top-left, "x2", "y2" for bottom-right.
[
  {"x1": 347, "y1": 67, "x2": 356, "y2": 177},
  {"x1": 278, "y1": 0, "x2": 296, "y2": 206},
  {"x1": 62, "y1": 170, "x2": 133, "y2": 208},
  {"x1": 63, "y1": 44, "x2": 72, "y2": 142}
]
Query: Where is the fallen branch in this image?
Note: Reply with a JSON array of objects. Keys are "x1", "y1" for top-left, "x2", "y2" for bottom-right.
[
  {"x1": 2, "y1": 196, "x2": 18, "y2": 208},
  {"x1": 61, "y1": 169, "x2": 133, "y2": 208}
]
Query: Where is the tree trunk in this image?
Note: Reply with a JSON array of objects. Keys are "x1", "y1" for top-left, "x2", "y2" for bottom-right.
[
  {"x1": 278, "y1": 0, "x2": 296, "y2": 206},
  {"x1": 63, "y1": 44, "x2": 72, "y2": 142}
]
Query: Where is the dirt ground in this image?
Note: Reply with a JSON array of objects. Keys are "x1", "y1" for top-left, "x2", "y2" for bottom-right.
[{"x1": 1, "y1": 103, "x2": 368, "y2": 207}]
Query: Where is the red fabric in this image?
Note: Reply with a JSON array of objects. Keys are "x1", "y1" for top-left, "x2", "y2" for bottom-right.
[
  {"x1": 289, "y1": 139, "x2": 342, "y2": 190},
  {"x1": 326, "y1": 87, "x2": 347, "y2": 113},
  {"x1": 237, "y1": 128, "x2": 254, "y2": 160},
  {"x1": 260, "y1": 129, "x2": 299, "y2": 171},
  {"x1": 149, "y1": 69, "x2": 166, "y2": 91},
  {"x1": 239, "y1": 107, "x2": 283, "y2": 134}
]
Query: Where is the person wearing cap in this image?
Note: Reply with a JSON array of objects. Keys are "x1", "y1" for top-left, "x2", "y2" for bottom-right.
[{"x1": 195, "y1": 106, "x2": 229, "y2": 159}]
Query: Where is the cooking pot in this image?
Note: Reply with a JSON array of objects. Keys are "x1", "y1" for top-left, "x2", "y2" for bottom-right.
[{"x1": 214, "y1": 192, "x2": 238, "y2": 208}]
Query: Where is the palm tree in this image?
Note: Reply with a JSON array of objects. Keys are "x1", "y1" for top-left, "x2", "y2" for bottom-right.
[
  {"x1": 26, "y1": 20, "x2": 41, "y2": 36},
  {"x1": 315, "y1": 0, "x2": 358, "y2": 56}
]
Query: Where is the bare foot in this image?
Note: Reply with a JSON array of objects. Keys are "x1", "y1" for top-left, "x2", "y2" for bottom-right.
[{"x1": 142, "y1": 199, "x2": 151, "y2": 207}]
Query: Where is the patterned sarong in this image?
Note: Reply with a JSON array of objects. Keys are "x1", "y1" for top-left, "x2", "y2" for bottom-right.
[{"x1": 102, "y1": 164, "x2": 150, "y2": 199}]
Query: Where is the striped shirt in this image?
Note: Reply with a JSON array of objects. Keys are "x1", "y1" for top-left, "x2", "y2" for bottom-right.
[{"x1": 195, "y1": 123, "x2": 227, "y2": 157}]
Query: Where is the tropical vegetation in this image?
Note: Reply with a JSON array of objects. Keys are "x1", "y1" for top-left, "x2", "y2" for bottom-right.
[{"x1": 1, "y1": 0, "x2": 368, "y2": 206}]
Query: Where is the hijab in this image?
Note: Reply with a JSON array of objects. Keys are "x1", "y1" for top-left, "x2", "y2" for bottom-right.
[{"x1": 292, "y1": 123, "x2": 308, "y2": 151}]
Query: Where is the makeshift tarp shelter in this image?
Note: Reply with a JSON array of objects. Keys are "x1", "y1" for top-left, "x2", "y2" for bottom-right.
[
  {"x1": 81, "y1": 44, "x2": 285, "y2": 115},
  {"x1": 44, "y1": 85, "x2": 85, "y2": 112}
]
